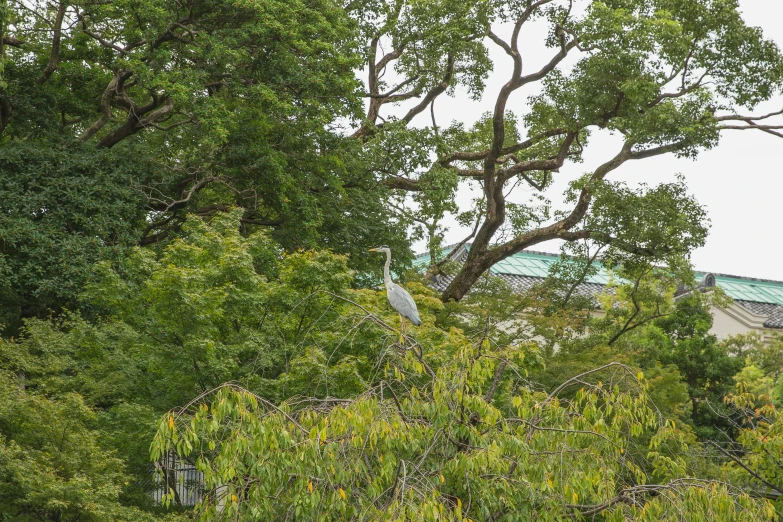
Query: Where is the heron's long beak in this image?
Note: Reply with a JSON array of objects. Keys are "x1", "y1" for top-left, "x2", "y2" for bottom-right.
[{"x1": 368, "y1": 248, "x2": 379, "y2": 252}]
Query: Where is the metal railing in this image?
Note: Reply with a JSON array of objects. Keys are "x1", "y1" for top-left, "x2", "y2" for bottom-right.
[{"x1": 150, "y1": 452, "x2": 205, "y2": 507}]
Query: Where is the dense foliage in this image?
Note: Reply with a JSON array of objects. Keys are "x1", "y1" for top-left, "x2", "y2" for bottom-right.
[
  {"x1": 0, "y1": 212, "x2": 780, "y2": 520},
  {"x1": 2, "y1": 0, "x2": 783, "y2": 520},
  {"x1": 0, "y1": 0, "x2": 410, "y2": 325},
  {"x1": 0, "y1": 143, "x2": 152, "y2": 330}
]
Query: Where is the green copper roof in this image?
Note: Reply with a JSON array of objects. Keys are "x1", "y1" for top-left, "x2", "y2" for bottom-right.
[
  {"x1": 415, "y1": 245, "x2": 783, "y2": 305},
  {"x1": 703, "y1": 274, "x2": 783, "y2": 305},
  {"x1": 414, "y1": 245, "x2": 615, "y2": 285},
  {"x1": 491, "y1": 251, "x2": 615, "y2": 285},
  {"x1": 412, "y1": 247, "x2": 455, "y2": 268}
]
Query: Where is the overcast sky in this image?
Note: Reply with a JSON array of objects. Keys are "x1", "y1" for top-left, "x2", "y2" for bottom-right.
[{"x1": 399, "y1": 0, "x2": 783, "y2": 281}]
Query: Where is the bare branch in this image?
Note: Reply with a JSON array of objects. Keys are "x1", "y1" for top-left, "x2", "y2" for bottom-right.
[
  {"x1": 515, "y1": 27, "x2": 576, "y2": 87},
  {"x1": 80, "y1": 16, "x2": 146, "y2": 56},
  {"x1": 486, "y1": 29, "x2": 513, "y2": 57},
  {"x1": 375, "y1": 46, "x2": 405, "y2": 76},
  {"x1": 719, "y1": 124, "x2": 783, "y2": 138},
  {"x1": 400, "y1": 53, "x2": 455, "y2": 125},
  {"x1": 384, "y1": 176, "x2": 425, "y2": 191},
  {"x1": 38, "y1": 1, "x2": 67, "y2": 83},
  {"x1": 715, "y1": 108, "x2": 783, "y2": 122},
  {"x1": 153, "y1": 176, "x2": 221, "y2": 213},
  {"x1": 512, "y1": 0, "x2": 558, "y2": 52},
  {"x1": 429, "y1": 215, "x2": 481, "y2": 273},
  {"x1": 646, "y1": 69, "x2": 710, "y2": 108},
  {"x1": 497, "y1": 132, "x2": 577, "y2": 182},
  {"x1": 714, "y1": 108, "x2": 783, "y2": 138},
  {"x1": 439, "y1": 128, "x2": 569, "y2": 166},
  {"x1": 97, "y1": 95, "x2": 175, "y2": 148},
  {"x1": 707, "y1": 440, "x2": 783, "y2": 495},
  {"x1": 367, "y1": 75, "x2": 419, "y2": 99},
  {"x1": 78, "y1": 70, "x2": 132, "y2": 142},
  {"x1": 2, "y1": 36, "x2": 24, "y2": 47}
]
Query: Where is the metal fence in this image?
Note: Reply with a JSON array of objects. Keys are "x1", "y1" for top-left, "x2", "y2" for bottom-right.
[{"x1": 150, "y1": 452, "x2": 205, "y2": 507}]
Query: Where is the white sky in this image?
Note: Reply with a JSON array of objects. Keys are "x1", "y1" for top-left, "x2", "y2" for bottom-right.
[{"x1": 398, "y1": 0, "x2": 783, "y2": 281}]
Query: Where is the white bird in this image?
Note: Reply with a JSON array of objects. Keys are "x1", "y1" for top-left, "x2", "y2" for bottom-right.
[{"x1": 369, "y1": 245, "x2": 421, "y2": 342}]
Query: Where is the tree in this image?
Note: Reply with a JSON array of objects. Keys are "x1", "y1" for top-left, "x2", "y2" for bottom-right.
[
  {"x1": 75, "y1": 210, "x2": 441, "y2": 408},
  {"x1": 350, "y1": 0, "x2": 783, "y2": 301},
  {"x1": 1, "y1": 210, "x2": 775, "y2": 520},
  {"x1": 635, "y1": 294, "x2": 745, "y2": 440},
  {"x1": 7, "y1": 0, "x2": 781, "y2": 310},
  {"x1": 718, "y1": 390, "x2": 783, "y2": 510},
  {"x1": 151, "y1": 359, "x2": 774, "y2": 521},
  {"x1": 2, "y1": 0, "x2": 359, "y2": 148},
  {"x1": 0, "y1": 369, "x2": 177, "y2": 521},
  {"x1": 0, "y1": 143, "x2": 153, "y2": 331},
  {"x1": 0, "y1": 210, "x2": 443, "y2": 515},
  {"x1": 113, "y1": 216, "x2": 763, "y2": 520},
  {"x1": 1, "y1": 0, "x2": 410, "y2": 314}
]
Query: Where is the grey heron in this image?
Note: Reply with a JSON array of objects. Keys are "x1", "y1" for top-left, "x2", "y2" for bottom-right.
[{"x1": 369, "y1": 245, "x2": 421, "y2": 342}]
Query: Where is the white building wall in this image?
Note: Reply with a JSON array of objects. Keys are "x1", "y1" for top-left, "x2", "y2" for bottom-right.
[{"x1": 708, "y1": 303, "x2": 777, "y2": 343}]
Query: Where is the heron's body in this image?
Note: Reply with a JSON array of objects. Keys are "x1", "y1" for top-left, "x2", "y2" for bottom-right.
[
  {"x1": 386, "y1": 280, "x2": 422, "y2": 326},
  {"x1": 370, "y1": 246, "x2": 422, "y2": 327}
]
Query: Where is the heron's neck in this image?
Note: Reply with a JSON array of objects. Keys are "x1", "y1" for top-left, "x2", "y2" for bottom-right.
[{"x1": 383, "y1": 250, "x2": 392, "y2": 287}]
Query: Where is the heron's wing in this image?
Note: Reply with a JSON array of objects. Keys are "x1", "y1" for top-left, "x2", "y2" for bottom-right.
[{"x1": 387, "y1": 283, "x2": 422, "y2": 326}]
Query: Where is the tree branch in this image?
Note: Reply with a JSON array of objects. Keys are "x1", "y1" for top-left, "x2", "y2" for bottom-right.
[
  {"x1": 497, "y1": 132, "x2": 577, "y2": 182},
  {"x1": 150, "y1": 176, "x2": 221, "y2": 213},
  {"x1": 718, "y1": 124, "x2": 783, "y2": 139},
  {"x1": 714, "y1": 108, "x2": 783, "y2": 138},
  {"x1": 438, "y1": 128, "x2": 569, "y2": 166},
  {"x1": 707, "y1": 440, "x2": 783, "y2": 495},
  {"x1": 78, "y1": 70, "x2": 132, "y2": 142},
  {"x1": 442, "y1": 137, "x2": 663, "y2": 301},
  {"x1": 491, "y1": 139, "x2": 688, "y2": 261},
  {"x1": 38, "y1": 1, "x2": 67, "y2": 83},
  {"x1": 559, "y1": 230, "x2": 672, "y2": 258},
  {"x1": 514, "y1": 26, "x2": 576, "y2": 87},
  {"x1": 2, "y1": 36, "x2": 24, "y2": 48},
  {"x1": 384, "y1": 176, "x2": 426, "y2": 191},
  {"x1": 483, "y1": 359, "x2": 507, "y2": 403},
  {"x1": 368, "y1": 75, "x2": 419, "y2": 99},
  {"x1": 97, "y1": 95, "x2": 175, "y2": 148},
  {"x1": 80, "y1": 20, "x2": 145, "y2": 56},
  {"x1": 400, "y1": 54, "x2": 455, "y2": 125},
  {"x1": 715, "y1": 108, "x2": 783, "y2": 122},
  {"x1": 486, "y1": 29, "x2": 513, "y2": 57},
  {"x1": 646, "y1": 70, "x2": 709, "y2": 109}
]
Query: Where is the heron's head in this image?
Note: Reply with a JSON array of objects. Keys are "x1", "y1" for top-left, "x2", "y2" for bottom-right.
[{"x1": 369, "y1": 245, "x2": 390, "y2": 253}]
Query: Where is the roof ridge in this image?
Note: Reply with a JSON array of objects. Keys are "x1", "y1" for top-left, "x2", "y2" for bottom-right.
[
  {"x1": 698, "y1": 271, "x2": 783, "y2": 286},
  {"x1": 414, "y1": 242, "x2": 469, "y2": 259},
  {"x1": 511, "y1": 249, "x2": 562, "y2": 258}
]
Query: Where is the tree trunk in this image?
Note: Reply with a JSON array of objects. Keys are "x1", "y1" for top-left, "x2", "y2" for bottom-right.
[{"x1": 440, "y1": 249, "x2": 496, "y2": 302}]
